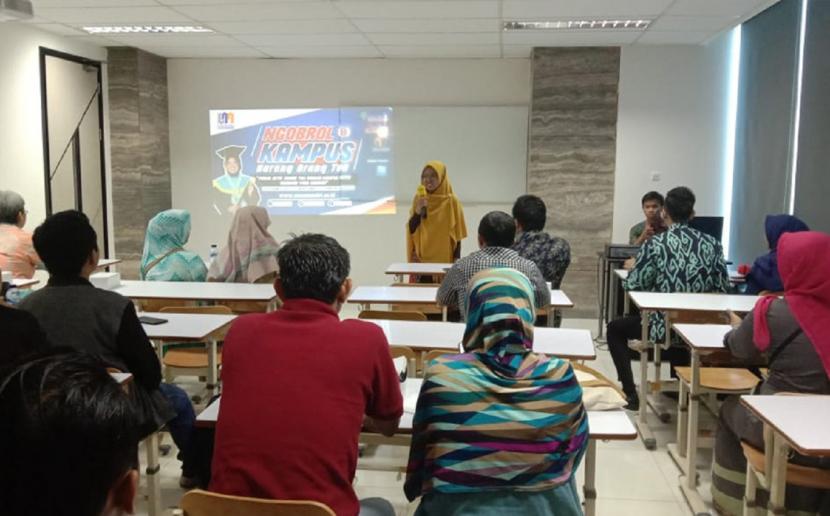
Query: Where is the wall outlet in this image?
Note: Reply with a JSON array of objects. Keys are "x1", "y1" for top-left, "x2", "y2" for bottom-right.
[{"x1": 650, "y1": 171, "x2": 662, "y2": 182}]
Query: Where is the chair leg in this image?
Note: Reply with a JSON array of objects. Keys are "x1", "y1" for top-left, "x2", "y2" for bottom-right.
[
  {"x1": 743, "y1": 461, "x2": 759, "y2": 516},
  {"x1": 677, "y1": 378, "x2": 688, "y2": 459}
]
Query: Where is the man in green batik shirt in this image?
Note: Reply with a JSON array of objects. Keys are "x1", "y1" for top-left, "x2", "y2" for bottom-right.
[{"x1": 608, "y1": 187, "x2": 730, "y2": 410}]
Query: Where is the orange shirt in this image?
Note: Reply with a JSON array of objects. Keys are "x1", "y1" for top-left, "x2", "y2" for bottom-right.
[{"x1": 0, "y1": 224, "x2": 40, "y2": 279}]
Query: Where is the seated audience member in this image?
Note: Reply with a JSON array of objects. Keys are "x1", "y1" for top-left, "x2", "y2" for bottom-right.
[
  {"x1": 207, "y1": 206, "x2": 279, "y2": 283},
  {"x1": 437, "y1": 211, "x2": 550, "y2": 318},
  {"x1": 712, "y1": 231, "x2": 830, "y2": 515},
  {"x1": 0, "y1": 350, "x2": 142, "y2": 516},
  {"x1": 140, "y1": 209, "x2": 208, "y2": 282},
  {"x1": 511, "y1": 194, "x2": 571, "y2": 327},
  {"x1": 0, "y1": 276, "x2": 49, "y2": 367},
  {"x1": 406, "y1": 269, "x2": 588, "y2": 515},
  {"x1": 210, "y1": 233, "x2": 403, "y2": 516},
  {"x1": 19, "y1": 210, "x2": 200, "y2": 487},
  {"x1": 629, "y1": 191, "x2": 667, "y2": 245},
  {"x1": 0, "y1": 190, "x2": 40, "y2": 279},
  {"x1": 608, "y1": 187, "x2": 730, "y2": 409},
  {"x1": 743, "y1": 214, "x2": 809, "y2": 295}
]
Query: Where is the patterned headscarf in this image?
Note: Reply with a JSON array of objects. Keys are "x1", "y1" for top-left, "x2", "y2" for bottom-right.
[
  {"x1": 140, "y1": 209, "x2": 207, "y2": 282},
  {"x1": 404, "y1": 268, "x2": 588, "y2": 500},
  {"x1": 208, "y1": 206, "x2": 279, "y2": 283},
  {"x1": 463, "y1": 268, "x2": 536, "y2": 377}
]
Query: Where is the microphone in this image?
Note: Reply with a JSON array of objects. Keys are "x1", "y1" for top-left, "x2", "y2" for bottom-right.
[{"x1": 416, "y1": 184, "x2": 427, "y2": 217}]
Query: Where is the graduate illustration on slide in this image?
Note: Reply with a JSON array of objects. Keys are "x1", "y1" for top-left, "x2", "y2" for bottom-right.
[{"x1": 211, "y1": 144, "x2": 261, "y2": 216}]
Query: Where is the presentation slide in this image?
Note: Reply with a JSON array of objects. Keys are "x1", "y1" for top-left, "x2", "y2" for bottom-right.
[{"x1": 209, "y1": 107, "x2": 394, "y2": 216}]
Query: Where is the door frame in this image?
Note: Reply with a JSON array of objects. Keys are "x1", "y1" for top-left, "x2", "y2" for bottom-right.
[{"x1": 38, "y1": 47, "x2": 109, "y2": 256}]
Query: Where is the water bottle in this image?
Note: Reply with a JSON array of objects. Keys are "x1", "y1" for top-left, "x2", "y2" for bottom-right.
[{"x1": 208, "y1": 244, "x2": 219, "y2": 268}]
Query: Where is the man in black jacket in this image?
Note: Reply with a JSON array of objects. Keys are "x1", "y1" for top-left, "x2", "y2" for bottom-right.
[{"x1": 19, "y1": 210, "x2": 199, "y2": 487}]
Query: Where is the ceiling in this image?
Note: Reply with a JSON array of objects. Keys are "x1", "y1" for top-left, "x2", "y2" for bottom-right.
[{"x1": 22, "y1": 0, "x2": 780, "y2": 59}]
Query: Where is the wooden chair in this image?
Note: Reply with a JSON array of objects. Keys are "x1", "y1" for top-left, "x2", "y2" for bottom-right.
[
  {"x1": 358, "y1": 310, "x2": 427, "y2": 321},
  {"x1": 742, "y1": 441, "x2": 830, "y2": 514},
  {"x1": 159, "y1": 305, "x2": 233, "y2": 384},
  {"x1": 177, "y1": 489, "x2": 335, "y2": 516},
  {"x1": 390, "y1": 346, "x2": 417, "y2": 378}
]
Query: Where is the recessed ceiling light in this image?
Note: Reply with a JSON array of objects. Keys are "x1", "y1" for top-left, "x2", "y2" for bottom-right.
[
  {"x1": 82, "y1": 25, "x2": 213, "y2": 34},
  {"x1": 503, "y1": 20, "x2": 651, "y2": 31}
]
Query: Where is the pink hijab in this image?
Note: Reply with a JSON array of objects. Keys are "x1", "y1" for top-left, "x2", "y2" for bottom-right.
[
  {"x1": 208, "y1": 206, "x2": 280, "y2": 283},
  {"x1": 753, "y1": 231, "x2": 830, "y2": 377}
]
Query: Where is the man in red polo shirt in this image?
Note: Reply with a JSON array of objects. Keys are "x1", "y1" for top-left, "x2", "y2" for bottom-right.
[{"x1": 210, "y1": 234, "x2": 403, "y2": 516}]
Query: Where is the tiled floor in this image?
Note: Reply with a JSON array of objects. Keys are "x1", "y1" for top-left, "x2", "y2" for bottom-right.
[{"x1": 134, "y1": 316, "x2": 720, "y2": 515}]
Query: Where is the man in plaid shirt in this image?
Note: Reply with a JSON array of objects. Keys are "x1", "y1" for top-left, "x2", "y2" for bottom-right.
[{"x1": 437, "y1": 211, "x2": 550, "y2": 319}]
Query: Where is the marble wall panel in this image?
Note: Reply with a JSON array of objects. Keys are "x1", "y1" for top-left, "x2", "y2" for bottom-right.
[
  {"x1": 108, "y1": 47, "x2": 171, "y2": 278},
  {"x1": 527, "y1": 48, "x2": 620, "y2": 318}
]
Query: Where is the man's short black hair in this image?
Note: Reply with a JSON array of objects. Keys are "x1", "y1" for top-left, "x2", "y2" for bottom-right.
[
  {"x1": 641, "y1": 191, "x2": 664, "y2": 206},
  {"x1": 664, "y1": 187, "x2": 696, "y2": 223},
  {"x1": 0, "y1": 350, "x2": 141, "y2": 516},
  {"x1": 277, "y1": 233, "x2": 350, "y2": 304},
  {"x1": 512, "y1": 195, "x2": 547, "y2": 232},
  {"x1": 478, "y1": 211, "x2": 516, "y2": 248},
  {"x1": 32, "y1": 210, "x2": 98, "y2": 277}
]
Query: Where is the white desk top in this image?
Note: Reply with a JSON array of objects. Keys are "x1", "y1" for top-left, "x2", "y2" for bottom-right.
[
  {"x1": 365, "y1": 319, "x2": 595, "y2": 359},
  {"x1": 587, "y1": 410, "x2": 637, "y2": 440},
  {"x1": 348, "y1": 286, "x2": 574, "y2": 309},
  {"x1": 741, "y1": 395, "x2": 830, "y2": 456},
  {"x1": 673, "y1": 324, "x2": 732, "y2": 351},
  {"x1": 113, "y1": 280, "x2": 277, "y2": 302},
  {"x1": 10, "y1": 278, "x2": 38, "y2": 288},
  {"x1": 615, "y1": 268, "x2": 745, "y2": 283},
  {"x1": 198, "y1": 377, "x2": 635, "y2": 441},
  {"x1": 385, "y1": 263, "x2": 453, "y2": 275},
  {"x1": 97, "y1": 258, "x2": 122, "y2": 269},
  {"x1": 628, "y1": 292, "x2": 759, "y2": 313},
  {"x1": 139, "y1": 312, "x2": 237, "y2": 341},
  {"x1": 348, "y1": 286, "x2": 439, "y2": 305}
]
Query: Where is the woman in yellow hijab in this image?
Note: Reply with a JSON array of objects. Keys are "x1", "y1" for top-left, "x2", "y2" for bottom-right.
[{"x1": 407, "y1": 161, "x2": 467, "y2": 264}]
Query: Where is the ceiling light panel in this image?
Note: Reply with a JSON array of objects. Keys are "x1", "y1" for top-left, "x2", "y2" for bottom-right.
[
  {"x1": 83, "y1": 25, "x2": 213, "y2": 34},
  {"x1": 504, "y1": 20, "x2": 651, "y2": 31}
]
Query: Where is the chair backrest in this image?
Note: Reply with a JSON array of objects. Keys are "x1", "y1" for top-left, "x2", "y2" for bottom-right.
[
  {"x1": 359, "y1": 309, "x2": 427, "y2": 321},
  {"x1": 180, "y1": 490, "x2": 335, "y2": 516},
  {"x1": 160, "y1": 305, "x2": 234, "y2": 315},
  {"x1": 391, "y1": 346, "x2": 417, "y2": 377}
]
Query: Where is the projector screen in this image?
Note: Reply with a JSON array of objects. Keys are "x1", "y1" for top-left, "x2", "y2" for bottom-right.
[{"x1": 209, "y1": 107, "x2": 394, "y2": 216}]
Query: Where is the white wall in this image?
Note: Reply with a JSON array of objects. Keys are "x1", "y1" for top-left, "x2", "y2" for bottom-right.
[
  {"x1": 0, "y1": 23, "x2": 105, "y2": 233},
  {"x1": 167, "y1": 58, "x2": 530, "y2": 287},
  {"x1": 168, "y1": 45, "x2": 734, "y2": 287},
  {"x1": 613, "y1": 35, "x2": 732, "y2": 244}
]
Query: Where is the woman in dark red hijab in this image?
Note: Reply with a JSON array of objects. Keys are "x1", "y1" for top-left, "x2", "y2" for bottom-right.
[{"x1": 712, "y1": 231, "x2": 830, "y2": 515}]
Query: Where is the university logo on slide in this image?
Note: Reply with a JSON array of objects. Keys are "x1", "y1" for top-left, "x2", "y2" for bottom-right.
[{"x1": 217, "y1": 111, "x2": 235, "y2": 129}]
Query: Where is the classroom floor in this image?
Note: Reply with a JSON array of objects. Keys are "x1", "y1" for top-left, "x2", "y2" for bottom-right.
[{"x1": 134, "y1": 314, "x2": 721, "y2": 516}]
